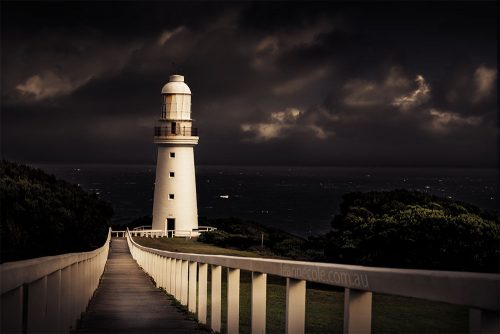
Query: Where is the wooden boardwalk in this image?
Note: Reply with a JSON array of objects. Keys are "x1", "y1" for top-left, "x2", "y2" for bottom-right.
[{"x1": 78, "y1": 238, "x2": 203, "y2": 333}]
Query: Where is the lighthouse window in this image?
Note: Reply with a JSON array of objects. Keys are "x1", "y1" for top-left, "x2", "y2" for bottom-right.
[
  {"x1": 169, "y1": 194, "x2": 175, "y2": 200},
  {"x1": 170, "y1": 152, "x2": 175, "y2": 158},
  {"x1": 169, "y1": 172, "x2": 175, "y2": 178}
]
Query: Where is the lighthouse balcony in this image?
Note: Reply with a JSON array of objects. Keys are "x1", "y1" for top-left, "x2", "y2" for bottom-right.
[{"x1": 154, "y1": 126, "x2": 198, "y2": 137}]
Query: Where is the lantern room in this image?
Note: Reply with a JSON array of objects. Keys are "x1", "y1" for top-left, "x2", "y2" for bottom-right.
[{"x1": 160, "y1": 75, "x2": 192, "y2": 120}]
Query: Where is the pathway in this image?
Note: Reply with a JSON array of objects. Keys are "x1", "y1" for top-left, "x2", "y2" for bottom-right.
[{"x1": 78, "y1": 238, "x2": 203, "y2": 333}]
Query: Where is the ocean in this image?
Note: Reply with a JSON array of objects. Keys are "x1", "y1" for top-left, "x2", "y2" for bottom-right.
[{"x1": 34, "y1": 164, "x2": 498, "y2": 236}]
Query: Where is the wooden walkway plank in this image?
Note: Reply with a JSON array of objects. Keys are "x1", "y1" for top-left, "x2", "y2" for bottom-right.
[{"x1": 77, "y1": 238, "x2": 204, "y2": 333}]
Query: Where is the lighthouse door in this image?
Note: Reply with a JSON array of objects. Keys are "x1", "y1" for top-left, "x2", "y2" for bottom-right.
[{"x1": 167, "y1": 218, "x2": 175, "y2": 232}]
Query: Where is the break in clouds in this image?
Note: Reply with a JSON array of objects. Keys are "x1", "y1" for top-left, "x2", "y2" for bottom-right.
[
  {"x1": 1, "y1": 2, "x2": 497, "y2": 166},
  {"x1": 241, "y1": 67, "x2": 494, "y2": 142}
]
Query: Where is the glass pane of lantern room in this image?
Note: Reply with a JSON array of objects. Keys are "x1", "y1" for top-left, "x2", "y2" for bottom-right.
[
  {"x1": 165, "y1": 95, "x2": 174, "y2": 118},
  {"x1": 165, "y1": 94, "x2": 173, "y2": 107},
  {"x1": 182, "y1": 95, "x2": 191, "y2": 119},
  {"x1": 170, "y1": 95, "x2": 178, "y2": 118},
  {"x1": 176, "y1": 95, "x2": 183, "y2": 119}
]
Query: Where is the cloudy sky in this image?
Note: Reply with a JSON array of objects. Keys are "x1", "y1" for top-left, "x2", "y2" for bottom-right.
[{"x1": 1, "y1": 1, "x2": 497, "y2": 167}]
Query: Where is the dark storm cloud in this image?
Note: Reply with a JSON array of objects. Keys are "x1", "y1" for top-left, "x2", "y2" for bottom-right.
[{"x1": 1, "y1": 1, "x2": 497, "y2": 167}]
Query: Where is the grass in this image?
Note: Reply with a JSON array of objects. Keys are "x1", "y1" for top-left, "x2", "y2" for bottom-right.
[
  {"x1": 135, "y1": 237, "x2": 468, "y2": 333},
  {"x1": 134, "y1": 236, "x2": 273, "y2": 258}
]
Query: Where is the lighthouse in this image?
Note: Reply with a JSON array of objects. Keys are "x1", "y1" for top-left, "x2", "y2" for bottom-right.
[{"x1": 152, "y1": 75, "x2": 199, "y2": 237}]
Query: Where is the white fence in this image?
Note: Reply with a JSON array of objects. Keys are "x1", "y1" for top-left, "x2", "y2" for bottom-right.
[
  {"x1": 130, "y1": 225, "x2": 194, "y2": 238},
  {"x1": 0, "y1": 229, "x2": 111, "y2": 333},
  {"x1": 130, "y1": 229, "x2": 165, "y2": 238},
  {"x1": 122, "y1": 226, "x2": 217, "y2": 238},
  {"x1": 197, "y1": 226, "x2": 218, "y2": 232},
  {"x1": 133, "y1": 225, "x2": 152, "y2": 231},
  {"x1": 126, "y1": 229, "x2": 500, "y2": 334}
]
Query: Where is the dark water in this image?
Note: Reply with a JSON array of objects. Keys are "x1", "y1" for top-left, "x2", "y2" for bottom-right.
[{"x1": 34, "y1": 164, "x2": 498, "y2": 236}]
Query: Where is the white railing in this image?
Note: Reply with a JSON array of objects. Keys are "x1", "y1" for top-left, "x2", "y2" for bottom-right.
[
  {"x1": 129, "y1": 229, "x2": 165, "y2": 238},
  {"x1": 127, "y1": 226, "x2": 217, "y2": 239},
  {"x1": 111, "y1": 230, "x2": 126, "y2": 237},
  {"x1": 126, "y1": 229, "x2": 500, "y2": 334},
  {"x1": 197, "y1": 226, "x2": 218, "y2": 232},
  {"x1": 166, "y1": 229, "x2": 194, "y2": 238},
  {"x1": 0, "y1": 229, "x2": 111, "y2": 333},
  {"x1": 133, "y1": 225, "x2": 153, "y2": 231},
  {"x1": 166, "y1": 227, "x2": 217, "y2": 238}
]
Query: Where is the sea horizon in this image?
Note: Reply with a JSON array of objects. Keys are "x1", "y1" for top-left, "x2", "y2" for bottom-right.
[
  {"x1": 28, "y1": 163, "x2": 498, "y2": 237},
  {"x1": 23, "y1": 161, "x2": 500, "y2": 170}
]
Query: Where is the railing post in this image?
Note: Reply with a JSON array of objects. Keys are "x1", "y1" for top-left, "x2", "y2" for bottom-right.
[
  {"x1": 0, "y1": 285, "x2": 24, "y2": 333},
  {"x1": 88, "y1": 257, "x2": 93, "y2": 295},
  {"x1": 285, "y1": 278, "x2": 306, "y2": 334},
  {"x1": 27, "y1": 276, "x2": 48, "y2": 332},
  {"x1": 69, "y1": 262, "x2": 78, "y2": 329},
  {"x1": 90, "y1": 257, "x2": 95, "y2": 292},
  {"x1": 148, "y1": 252, "x2": 152, "y2": 274},
  {"x1": 151, "y1": 254, "x2": 155, "y2": 282},
  {"x1": 157, "y1": 255, "x2": 161, "y2": 285},
  {"x1": 156, "y1": 255, "x2": 161, "y2": 287},
  {"x1": 80, "y1": 260, "x2": 86, "y2": 311},
  {"x1": 251, "y1": 272, "x2": 267, "y2": 334},
  {"x1": 211, "y1": 265, "x2": 222, "y2": 333},
  {"x1": 153, "y1": 254, "x2": 158, "y2": 283},
  {"x1": 198, "y1": 263, "x2": 208, "y2": 325},
  {"x1": 148, "y1": 252, "x2": 152, "y2": 275},
  {"x1": 76, "y1": 261, "x2": 83, "y2": 316},
  {"x1": 79, "y1": 260, "x2": 85, "y2": 317},
  {"x1": 469, "y1": 308, "x2": 500, "y2": 333},
  {"x1": 60, "y1": 265, "x2": 72, "y2": 332},
  {"x1": 166, "y1": 258, "x2": 172, "y2": 293},
  {"x1": 343, "y1": 288, "x2": 372, "y2": 334},
  {"x1": 227, "y1": 268, "x2": 241, "y2": 334},
  {"x1": 171, "y1": 259, "x2": 177, "y2": 297},
  {"x1": 142, "y1": 250, "x2": 145, "y2": 268},
  {"x1": 175, "y1": 259, "x2": 182, "y2": 299},
  {"x1": 160, "y1": 256, "x2": 166, "y2": 289},
  {"x1": 181, "y1": 260, "x2": 189, "y2": 305},
  {"x1": 84, "y1": 259, "x2": 91, "y2": 305},
  {"x1": 188, "y1": 262, "x2": 198, "y2": 313},
  {"x1": 156, "y1": 254, "x2": 160, "y2": 284},
  {"x1": 46, "y1": 269, "x2": 61, "y2": 332},
  {"x1": 156, "y1": 255, "x2": 160, "y2": 283}
]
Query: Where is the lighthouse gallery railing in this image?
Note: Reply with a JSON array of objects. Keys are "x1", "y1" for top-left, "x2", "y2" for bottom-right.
[
  {"x1": 0, "y1": 228, "x2": 111, "y2": 333},
  {"x1": 154, "y1": 125, "x2": 198, "y2": 137},
  {"x1": 126, "y1": 229, "x2": 500, "y2": 334}
]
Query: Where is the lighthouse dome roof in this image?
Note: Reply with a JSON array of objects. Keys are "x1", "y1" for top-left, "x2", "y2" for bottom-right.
[{"x1": 161, "y1": 75, "x2": 191, "y2": 94}]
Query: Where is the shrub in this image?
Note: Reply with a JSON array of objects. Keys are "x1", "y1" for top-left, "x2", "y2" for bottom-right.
[{"x1": 325, "y1": 190, "x2": 499, "y2": 273}]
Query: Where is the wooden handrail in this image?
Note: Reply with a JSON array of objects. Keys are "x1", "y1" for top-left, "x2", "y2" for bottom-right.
[{"x1": 0, "y1": 228, "x2": 112, "y2": 333}]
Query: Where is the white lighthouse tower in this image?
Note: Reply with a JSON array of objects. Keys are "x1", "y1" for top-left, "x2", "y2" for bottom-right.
[{"x1": 152, "y1": 75, "x2": 199, "y2": 237}]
